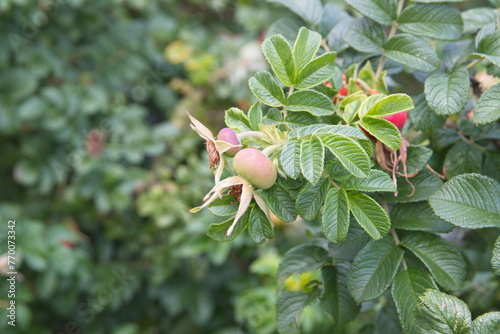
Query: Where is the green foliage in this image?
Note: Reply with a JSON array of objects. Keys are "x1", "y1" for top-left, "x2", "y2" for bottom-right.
[{"x1": 7, "y1": 0, "x2": 500, "y2": 333}]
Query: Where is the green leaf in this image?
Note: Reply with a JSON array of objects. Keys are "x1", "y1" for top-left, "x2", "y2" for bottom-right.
[
  {"x1": 366, "y1": 93, "x2": 414, "y2": 117},
  {"x1": 318, "y1": 134, "x2": 371, "y2": 178},
  {"x1": 248, "y1": 103, "x2": 263, "y2": 131},
  {"x1": 472, "y1": 312, "x2": 500, "y2": 334},
  {"x1": 296, "y1": 178, "x2": 330, "y2": 221},
  {"x1": 410, "y1": 94, "x2": 446, "y2": 131},
  {"x1": 208, "y1": 195, "x2": 239, "y2": 217},
  {"x1": 262, "y1": 34, "x2": 296, "y2": 86},
  {"x1": 472, "y1": 31, "x2": 500, "y2": 67},
  {"x1": 415, "y1": 289, "x2": 472, "y2": 334},
  {"x1": 493, "y1": 236, "x2": 500, "y2": 276},
  {"x1": 360, "y1": 116, "x2": 402, "y2": 151},
  {"x1": 280, "y1": 147, "x2": 306, "y2": 184},
  {"x1": 344, "y1": 0, "x2": 398, "y2": 26},
  {"x1": 322, "y1": 188, "x2": 350, "y2": 243},
  {"x1": 401, "y1": 145, "x2": 433, "y2": 176},
  {"x1": 347, "y1": 191, "x2": 391, "y2": 240},
  {"x1": 278, "y1": 244, "x2": 328, "y2": 285},
  {"x1": 248, "y1": 205, "x2": 274, "y2": 244},
  {"x1": 429, "y1": 173, "x2": 500, "y2": 229},
  {"x1": 320, "y1": 265, "x2": 360, "y2": 329},
  {"x1": 443, "y1": 142, "x2": 483, "y2": 179},
  {"x1": 249, "y1": 71, "x2": 286, "y2": 107},
  {"x1": 390, "y1": 202, "x2": 454, "y2": 233},
  {"x1": 293, "y1": 27, "x2": 322, "y2": 72},
  {"x1": 383, "y1": 169, "x2": 444, "y2": 203},
  {"x1": 263, "y1": 183, "x2": 298, "y2": 223},
  {"x1": 286, "y1": 90, "x2": 334, "y2": 116},
  {"x1": 342, "y1": 170, "x2": 396, "y2": 193},
  {"x1": 300, "y1": 135, "x2": 324, "y2": 185},
  {"x1": 401, "y1": 232, "x2": 466, "y2": 291},
  {"x1": 286, "y1": 112, "x2": 318, "y2": 129},
  {"x1": 343, "y1": 18, "x2": 386, "y2": 54},
  {"x1": 225, "y1": 107, "x2": 252, "y2": 132},
  {"x1": 424, "y1": 67, "x2": 470, "y2": 116},
  {"x1": 329, "y1": 225, "x2": 370, "y2": 263},
  {"x1": 269, "y1": 0, "x2": 323, "y2": 25},
  {"x1": 462, "y1": 7, "x2": 497, "y2": 33},
  {"x1": 384, "y1": 34, "x2": 440, "y2": 72},
  {"x1": 473, "y1": 84, "x2": 500, "y2": 125},
  {"x1": 289, "y1": 124, "x2": 367, "y2": 140},
  {"x1": 276, "y1": 290, "x2": 316, "y2": 334},
  {"x1": 280, "y1": 140, "x2": 301, "y2": 179},
  {"x1": 295, "y1": 52, "x2": 337, "y2": 90},
  {"x1": 347, "y1": 236, "x2": 404, "y2": 303},
  {"x1": 392, "y1": 266, "x2": 438, "y2": 334},
  {"x1": 398, "y1": 3, "x2": 463, "y2": 41},
  {"x1": 207, "y1": 213, "x2": 249, "y2": 242}
]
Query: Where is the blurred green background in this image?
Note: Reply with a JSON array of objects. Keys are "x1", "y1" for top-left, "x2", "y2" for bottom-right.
[
  {"x1": 0, "y1": 1, "x2": 301, "y2": 333},
  {"x1": 0, "y1": 1, "x2": 498, "y2": 333}
]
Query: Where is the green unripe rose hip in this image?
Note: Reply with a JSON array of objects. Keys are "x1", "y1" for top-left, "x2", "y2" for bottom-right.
[
  {"x1": 233, "y1": 148, "x2": 277, "y2": 189},
  {"x1": 217, "y1": 127, "x2": 241, "y2": 156}
]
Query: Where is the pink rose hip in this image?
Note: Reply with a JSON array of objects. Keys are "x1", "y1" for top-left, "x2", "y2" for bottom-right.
[
  {"x1": 233, "y1": 148, "x2": 277, "y2": 189},
  {"x1": 218, "y1": 127, "x2": 241, "y2": 156}
]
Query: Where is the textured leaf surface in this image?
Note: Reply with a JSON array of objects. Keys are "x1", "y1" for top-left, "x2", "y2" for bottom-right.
[
  {"x1": 296, "y1": 178, "x2": 330, "y2": 221},
  {"x1": 287, "y1": 90, "x2": 334, "y2": 116},
  {"x1": 300, "y1": 135, "x2": 324, "y2": 185},
  {"x1": 277, "y1": 290, "x2": 315, "y2": 334},
  {"x1": 424, "y1": 67, "x2": 470, "y2": 116},
  {"x1": 263, "y1": 184, "x2": 297, "y2": 223},
  {"x1": 207, "y1": 213, "x2": 249, "y2": 242},
  {"x1": 366, "y1": 93, "x2": 414, "y2": 117},
  {"x1": 347, "y1": 191, "x2": 391, "y2": 240},
  {"x1": 269, "y1": 0, "x2": 323, "y2": 25},
  {"x1": 208, "y1": 195, "x2": 239, "y2": 217},
  {"x1": 344, "y1": 0, "x2": 398, "y2": 26},
  {"x1": 493, "y1": 236, "x2": 500, "y2": 276},
  {"x1": 328, "y1": 223, "x2": 371, "y2": 261},
  {"x1": 347, "y1": 237, "x2": 404, "y2": 303},
  {"x1": 318, "y1": 134, "x2": 370, "y2": 178},
  {"x1": 344, "y1": 17, "x2": 386, "y2": 54},
  {"x1": 360, "y1": 116, "x2": 402, "y2": 151},
  {"x1": 296, "y1": 52, "x2": 337, "y2": 89},
  {"x1": 472, "y1": 312, "x2": 500, "y2": 334},
  {"x1": 472, "y1": 31, "x2": 500, "y2": 68},
  {"x1": 443, "y1": 142, "x2": 483, "y2": 179},
  {"x1": 249, "y1": 71, "x2": 286, "y2": 107},
  {"x1": 278, "y1": 244, "x2": 328, "y2": 285},
  {"x1": 320, "y1": 265, "x2": 360, "y2": 329},
  {"x1": 429, "y1": 173, "x2": 500, "y2": 228},
  {"x1": 384, "y1": 34, "x2": 440, "y2": 72},
  {"x1": 415, "y1": 289, "x2": 472, "y2": 334},
  {"x1": 383, "y1": 169, "x2": 443, "y2": 203},
  {"x1": 322, "y1": 188, "x2": 350, "y2": 243},
  {"x1": 473, "y1": 84, "x2": 500, "y2": 125},
  {"x1": 225, "y1": 107, "x2": 252, "y2": 132},
  {"x1": 280, "y1": 140, "x2": 301, "y2": 179},
  {"x1": 292, "y1": 27, "x2": 322, "y2": 71},
  {"x1": 390, "y1": 202, "x2": 454, "y2": 233},
  {"x1": 392, "y1": 266, "x2": 438, "y2": 334},
  {"x1": 248, "y1": 205, "x2": 274, "y2": 244},
  {"x1": 401, "y1": 232, "x2": 466, "y2": 291},
  {"x1": 342, "y1": 170, "x2": 396, "y2": 193},
  {"x1": 410, "y1": 94, "x2": 446, "y2": 131},
  {"x1": 289, "y1": 124, "x2": 367, "y2": 139},
  {"x1": 398, "y1": 3, "x2": 463, "y2": 40},
  {"x1": 262, "y1": 34, "x2": 296, "y2": 86}
]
